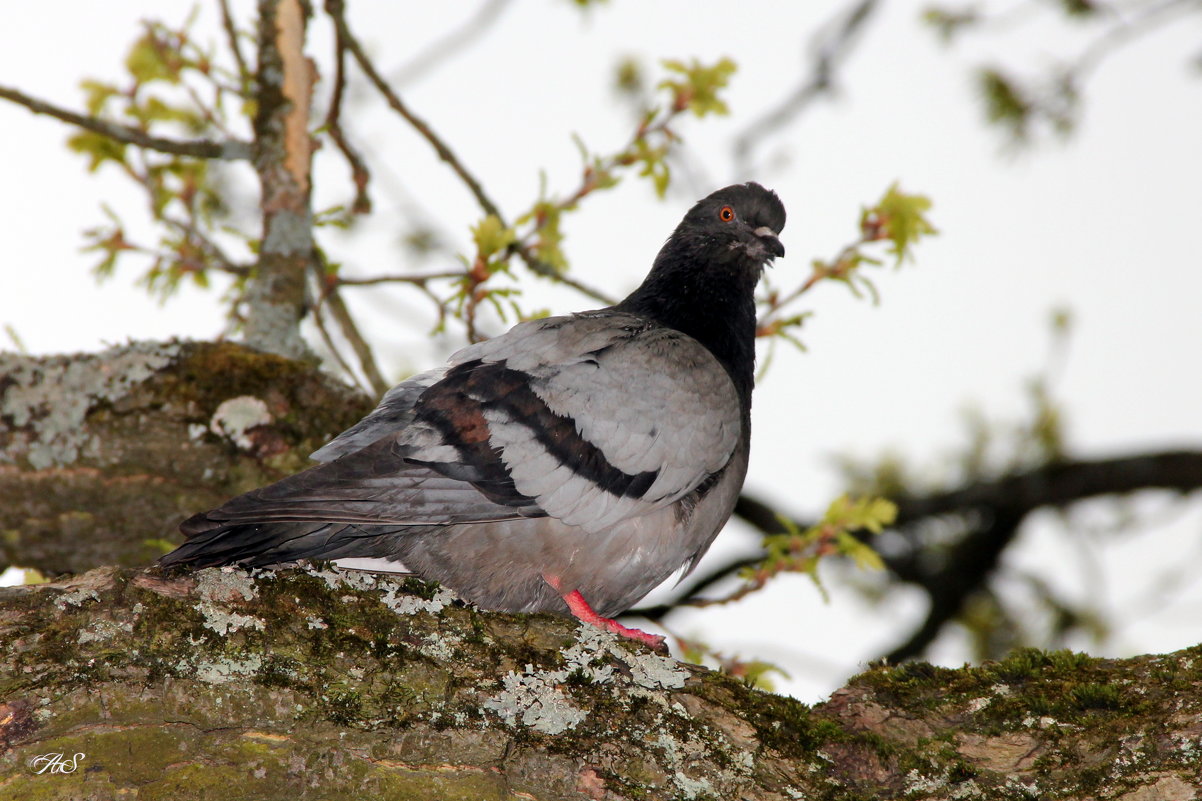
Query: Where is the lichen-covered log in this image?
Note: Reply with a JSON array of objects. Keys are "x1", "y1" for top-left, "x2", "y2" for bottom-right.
[
  {"x1": 0, "y1": 566, "x2": 838, "y2": 800},
  {"x1": 0, "y1": 341, "x2": 372, "y2": 576},
  {"x1": 1, "y1": 566, "x2": 1200, "y2": 800}
]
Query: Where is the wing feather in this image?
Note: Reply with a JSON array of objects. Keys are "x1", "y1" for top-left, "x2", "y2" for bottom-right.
[{"x1": 183, "y1": 311, "x2": 743, "y2": 542}]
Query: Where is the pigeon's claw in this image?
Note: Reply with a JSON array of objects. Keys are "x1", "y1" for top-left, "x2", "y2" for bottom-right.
[{"x1": 561, "y1": 589, "x2": 667, "y2": 652}]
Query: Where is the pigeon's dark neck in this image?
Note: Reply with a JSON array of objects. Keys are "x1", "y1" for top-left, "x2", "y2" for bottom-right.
[{"x1": 616, "y1": 247, "x2": 759, "y2": 409}]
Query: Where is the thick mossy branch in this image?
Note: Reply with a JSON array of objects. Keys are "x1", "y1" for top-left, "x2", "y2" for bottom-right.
[
  {"x1": 0, "y1": 341, "x2": 372, "y2": 576},
  {"x1": 0, "y1": 566, "x2": 838, "y2": 800},
  {"x1": 1, "y1": 566, "x2": 1200, "y2": 799}
]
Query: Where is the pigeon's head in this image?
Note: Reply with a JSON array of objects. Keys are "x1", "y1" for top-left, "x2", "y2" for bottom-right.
[
  {"x1": 620, "y1": 182, "x2": 787, "y2": 390},
  {"x1": 678, "y1": 182, "x2": 786, "y2": 266}
]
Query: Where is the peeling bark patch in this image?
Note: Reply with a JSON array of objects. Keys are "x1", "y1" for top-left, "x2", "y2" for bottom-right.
[
  {"x1": 958, "y1": 731, "x2": 1043, "y2": 773},
  {"x1": 1116, "y1": 774, "x2": 1198, "y2": 800},
  {"x1": 133, "y1": 572, "x2": 197, "y2": 599},
  {"x1": 576, "y1": 767, "x2": 608, "y2": 800},
  {"x1": 0, "y1": 699, "x2": 37, "y2": 752},
  {"x1": 209, "y1": 396, "x2": 274, "y2": 451}
]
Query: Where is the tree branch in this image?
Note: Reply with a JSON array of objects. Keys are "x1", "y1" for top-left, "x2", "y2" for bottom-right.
[
  {"x1": 636, "y1": 450, "x2": 1202, "y2": 649},
  {"x1": 326, "y1": 0, "x2": 503, "y2": 222},
  {"x1": 324, "y1": 11, "x2": 373, "y2": 214},
  {"x1": 0, "y1": 84, "x2": 251, "y2": 161},
  {"x1": 242, "y1": 0, "x2": 316, "y2": 361},
  {"x1": 218, "y1": 0, "x2": 252, "y2": 94},
  {"x1": 390, "y1": 0, "x2": 514, "y2": 86},
  {"x1": 311, "y1": 261, "x2": 390, "y2": 396},
  {"x1": 6, "y1": 565, "x2": 1197, "y2": 799},
  {"x1": 732, "y1": 0, "x2": 879, "y2": 170}
]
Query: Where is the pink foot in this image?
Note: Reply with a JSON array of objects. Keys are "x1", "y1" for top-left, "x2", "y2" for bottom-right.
[{"x1": 561, "y1": 589, "x2": 667, "y2": 651}]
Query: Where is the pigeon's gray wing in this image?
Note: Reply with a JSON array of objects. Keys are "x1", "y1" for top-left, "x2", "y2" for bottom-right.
[
  {"x1": 187, "y1": 435, "x2": 542, "y2": 532},
  {"x1": 310, "y1": 367, "x2": 445, "y2": 463},
  {"x1": 178, "y1": 311, "x2": 741, "y2": 542},
  {"x1": 415, "y1": 311, "x2": 743, "y2": 533}
]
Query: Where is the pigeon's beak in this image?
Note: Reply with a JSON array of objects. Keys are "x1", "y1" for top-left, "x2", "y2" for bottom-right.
[{"x1": 754, "y1": 226, "x2": 785, "y2": 259}]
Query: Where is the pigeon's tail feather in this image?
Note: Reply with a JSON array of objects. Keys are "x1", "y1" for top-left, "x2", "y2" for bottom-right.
[{"x1": 159, "y1": 515, "x2": 410, "y2": 569}]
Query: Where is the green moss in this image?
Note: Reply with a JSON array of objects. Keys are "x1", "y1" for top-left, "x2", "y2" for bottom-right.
[
  {"x1": 845, "y1": 647, "x2": 1154, "y2": 738},
  {"x1": 1068, "y1": 682, "x2": 1122, "y2": 711},
  {"x1": 20, "y1": 566, "x2": 1200, "y2": 800},
  {"x1": 157, "y1": 342, "x2": 372, "y2": 444},
  {"x1": 687, "y1": 669, "x2": 845, "y2": 761}
]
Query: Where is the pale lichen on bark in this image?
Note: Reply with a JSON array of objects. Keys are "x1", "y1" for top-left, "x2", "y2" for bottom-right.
[
  {"x1": 0, "y1": 340, "x2": 372, "y2": 576},
  {"x1": 0, "y1": 341, "x2": 180, "y2": 469},
  {"x1": 2, "y1": 563, "x2": 1199, "y2": 799},
  {"x1": 3, "y1": 343, "x2": 1202, "y2": 798}
]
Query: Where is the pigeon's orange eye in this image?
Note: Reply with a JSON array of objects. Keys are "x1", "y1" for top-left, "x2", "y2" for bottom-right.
[{"x1": 719, "y1": 205, "x2": 735, "y2": 222}]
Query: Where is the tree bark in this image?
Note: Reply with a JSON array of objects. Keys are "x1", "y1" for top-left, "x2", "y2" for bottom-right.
[
  {"x1": 0, "y1": 341, "x2": 372, "y2": 577},
  {"x1": 1, "y1": 565, "x2": 1199, "y2": 800},
  {"x1": 3, "y1": 344, "x2": 1202, "y2": 797},
  {"x1": 244, "y1": 0, "x2": 315, "y2": 361}
]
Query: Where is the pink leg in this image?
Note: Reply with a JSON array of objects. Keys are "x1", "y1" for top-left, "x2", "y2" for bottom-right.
[{"x1": 561, "y1": 589, "x2": 666, "y2": 651}]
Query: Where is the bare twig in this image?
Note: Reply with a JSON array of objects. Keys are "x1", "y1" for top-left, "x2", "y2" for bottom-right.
[
  {"x1": 218, "y1": 0, "x2": 252, "y2": 93},
  {"x1": 514, "y1": 244, "x2": 617, "y2": 305},
  {"x1": 732, "y1": 0, "x2": 879, "y2": 170},
  {"x1": 313, "y1": 265, "x2": 390, "y2": 396},
  {"x1": 333, "y1": 270, "x2": 468, "y2": 287},
  {"x1": 161, "y1": 217, "x2": 252, "y2": 277},
  {"x1": 324, "y1": 14, "x2": 373, "y2": 214},
  {"x1": 310, "y1": 298, "x2": 370, "y2": 394},
  {"x1": 0, "y1": 84, "x2": 251, "y2": 160},
  {"x1": 390, "y1": 0, "x2": 514, "y2": 86},
  {"x1": 326, "y1": 0, "x2": 503, "y2": 221}
]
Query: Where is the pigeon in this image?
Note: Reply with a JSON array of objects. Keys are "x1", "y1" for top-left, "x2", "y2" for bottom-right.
[{"x1": 160, "y1": 182, "x2": 786, "y2": 649}]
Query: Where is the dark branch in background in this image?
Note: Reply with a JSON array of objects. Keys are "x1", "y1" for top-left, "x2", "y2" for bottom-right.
[
  {"x1": 632, "y1": 449, "x2": 1202, "y2": 660},
  {"x1": 732, "y1": 0, "x2": 878, "y2": 172},
  {"x1": 881, "y1": 507, "x2": 1023, "y2": 662},
  {"x1": 0, "y1": 84, "x2": 252, "y2": 161},
  {"x1": 390, "y1": 0, "x2": 514, "y2": 87}
]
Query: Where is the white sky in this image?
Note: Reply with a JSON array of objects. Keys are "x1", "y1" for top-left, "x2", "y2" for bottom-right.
[{"x1": 2, "y1": 1, "x2": 1200, "y2": 701}]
